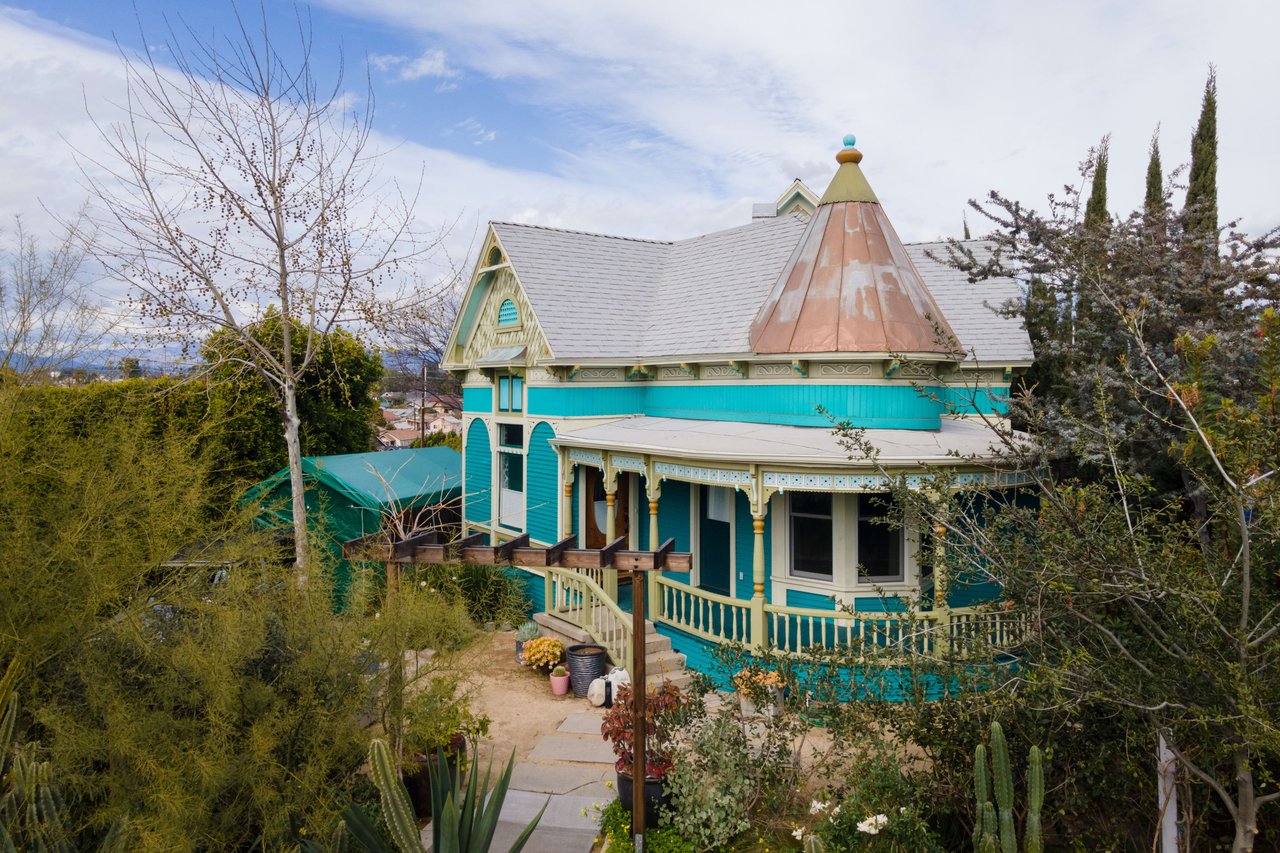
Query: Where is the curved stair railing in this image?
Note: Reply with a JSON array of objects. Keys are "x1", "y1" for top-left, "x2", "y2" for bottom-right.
[{"x1": 543, "y1": 565, "x2": 632, "y2": 666}]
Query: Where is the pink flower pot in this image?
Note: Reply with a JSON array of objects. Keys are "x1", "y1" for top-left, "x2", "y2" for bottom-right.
[{"x1": 550, "y1": 673, "x2": 570, "y2": 695}]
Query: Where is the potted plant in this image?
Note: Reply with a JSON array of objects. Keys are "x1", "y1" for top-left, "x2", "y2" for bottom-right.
[
  {"x1": 520, "y1": 636, "x2": 564, "y2": 673},
  {"x1": 549, "y1": 664, "x2": 570, "y2": 696},
  {"x1": 600, "y1": 681, "x2": 691, "y2": 827},
  {"x1": 514, "y1": 621, "x2": 540, "y2": 665},
  {"x1": 732, "y1": 667, "x2": 785, "y2": 716},
  {"x1": 565, "y1": 643, "x2": 608, "y2": 697},
  {"x1": 399, "y1": 676, "x2": 490, "y2": 820}
]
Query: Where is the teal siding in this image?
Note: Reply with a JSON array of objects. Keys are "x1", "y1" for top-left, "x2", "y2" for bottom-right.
[
  {"x1": 527, "y1": 383, "x2": 942, "y2": 428},
  {"x1": 527, "y1": 386, "x2": 645, "y2": 417},
  {"x1": 464, "y1": 419, "x2": 491, "y2": 526},
  {"x1": 571, "y1": 470, "x2": 579, "y2": 539},
  {"x1": 462, "y1": 386, "x2": 492, "y2": 412},
  {"x1": 510, "y1": 567, "x2": 544, "y2": 614},
  {"x1": 939, "y1": 385, "x2": 1011, "y2": 416},
  {"x1": 657, "y1": 480, "x2": 692, "y2": 583},
  {"x1": 786, "y1": 589, "x2": 836, "y2": 610},
  {"x1": 526, "y1": 422, "x2": 559, "y2": 545},
  {"x1": 637, "y1": 475, "x2": 650, "y2": 549},
  {"x1": 732, "y1": 491, "x2": 771, "y2": 602}
]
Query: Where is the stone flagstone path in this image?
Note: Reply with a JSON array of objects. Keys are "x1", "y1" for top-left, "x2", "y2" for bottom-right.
[{"x1": 425, "y1": 706, "x2": 616, "y2": 852}]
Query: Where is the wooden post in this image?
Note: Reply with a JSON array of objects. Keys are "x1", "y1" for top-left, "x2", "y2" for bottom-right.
[
  {"x1": 1158, "y1": 733, "x2": 1179, "y2": 853},
  {"x1": 604, "y1": 489, "x2": 619, "y2": 601},
  {"x1": 563, "y1": 479, "x2": 575, "y2": 539},
  {"x1": 750, "y1": 513, "x2": 767, "y2": 650},
  {"x1": 932, "y1": 501, "x2": 951, "y2": 657},
  {"x1": 647, "y1": 497, "x2": 660, "y2": 617},
  {"x1": 631, "y1": 565, "x2": 647, "y2": 843}
]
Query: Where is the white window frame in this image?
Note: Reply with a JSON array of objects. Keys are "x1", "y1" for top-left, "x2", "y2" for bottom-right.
[
  {"x1": 787, "y1": 491, "x2": 835, "y2": 582},
  {"x1": 495, "y1": 420, "x2": 525, "y2": 531}
]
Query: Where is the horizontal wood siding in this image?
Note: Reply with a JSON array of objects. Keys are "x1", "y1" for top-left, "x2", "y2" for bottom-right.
[
  {"x1": 785, "y1": 589, "x2": 836, "y2": 610},
  {"x1": 462, "y1": 386, "x2": 493, "y2": 412},
  {"x1": 508, "y1": 567, "x2": 544, "y2": 614},
  {"x1": 526, "y1": 421, "x2": 559, "y2": 544},
  {"x1": 526, "y1": 383, "x2": 942, "y2": 428},
  {"x1": 464, "y1": 419, "x2": 491, "y2": 526}
]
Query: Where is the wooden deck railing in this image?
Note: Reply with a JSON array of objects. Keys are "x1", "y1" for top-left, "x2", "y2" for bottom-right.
[
  {"x1": 655, "y1": 575, "x2": 752, "y2": 646},
  {"x1": 543, "y1": 565, "x2": 631, "y2": 665}
]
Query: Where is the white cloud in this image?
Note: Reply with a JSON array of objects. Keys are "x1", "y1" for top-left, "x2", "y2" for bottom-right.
[
  {"x1": 317, "y1": 0, "x2": 1280, "y2": 239},
  {"x1": 371, "y1": 47, "x2": 459, "y2": 82}
]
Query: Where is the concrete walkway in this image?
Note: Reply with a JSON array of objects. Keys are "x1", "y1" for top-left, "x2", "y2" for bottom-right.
[{"x1": 424, "y1": 706, "x2": 615, "y2": 852}]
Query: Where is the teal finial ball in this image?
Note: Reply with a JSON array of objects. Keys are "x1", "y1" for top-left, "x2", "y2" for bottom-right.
[{"x1": 842, "y1": 133, "x2": 856, "y2": 148}]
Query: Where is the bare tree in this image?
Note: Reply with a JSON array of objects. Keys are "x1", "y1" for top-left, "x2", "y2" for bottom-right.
[
  {"x1": 77, "y1": 9, "x2": 442, "y2": 579},
  {"x1": 0, "y1": 212, "x2": 115, "y2": 384}
]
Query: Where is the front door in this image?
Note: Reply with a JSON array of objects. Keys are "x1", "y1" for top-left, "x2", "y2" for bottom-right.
[
  {"x1": 698, "y1": 485, "x2": 732, "y2": 595},
  {"x1": 584, "y1": 467, "x2": 630, "y2": 548}
]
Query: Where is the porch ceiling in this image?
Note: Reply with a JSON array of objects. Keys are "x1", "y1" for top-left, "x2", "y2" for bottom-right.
[{"x1": 552, "y1": 415, "x2": 1025, "y2": 466}]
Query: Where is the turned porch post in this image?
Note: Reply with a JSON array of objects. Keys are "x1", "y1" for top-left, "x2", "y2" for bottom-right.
[
  {"x1": 646, "y1": 480, "x2": 662, "y2": 618},
  {"x1": 603, "y1": 469, "x2": 619, "y2": 601},
  {"x1": 750, "y1": 512, "x2": 767, "y2": 650},
  {"x1": 561, "y1": 466, "x2": 575, "y2": 540},
  {"x1": 930, "y1": 488, "x2": 952, "y2": 657}
]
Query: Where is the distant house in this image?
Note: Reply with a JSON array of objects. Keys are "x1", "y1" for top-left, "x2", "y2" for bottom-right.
[
  {"x1": 245, "y1": 447, "x2": 461, "y2": 598},
  {"x1": 376, "y1": 427, "x2": 424, "y2": 449}
]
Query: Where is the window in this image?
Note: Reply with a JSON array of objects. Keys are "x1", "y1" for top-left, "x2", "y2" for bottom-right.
[
  {"x1": 497, "y1": 372, "x2": 523, "y2": 412},
  {"x1": 499, "y1": 422, "x2": 524, "y2": 448},
  {"x1": 857, "y1": 494, "x2": 903, "y2": 582},
  {"x1": 497, "y1": 299, "x2": 519, "y2": 326},
  {"x1": 790, "y1": 492, "x2": 833, "y2": 580}
]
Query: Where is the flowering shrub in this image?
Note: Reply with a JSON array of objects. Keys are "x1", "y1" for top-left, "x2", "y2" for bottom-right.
[
  {"x1": 806, "y1": 742, "x2": 940, "y2": 852},
  {"x1": 732, "y1": 668, "x2": 784, "y2": 691},
  {"x1": 520, "y1": 636, "x2": 564, "y2": 671},
  {"x1": 600, "y1": 681, "x2": 692, "y2": 779}
]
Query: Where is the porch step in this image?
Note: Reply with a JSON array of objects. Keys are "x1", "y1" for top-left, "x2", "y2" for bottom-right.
[{"x1": 534, "y1": 611, "x2": 693, "y2": 692}]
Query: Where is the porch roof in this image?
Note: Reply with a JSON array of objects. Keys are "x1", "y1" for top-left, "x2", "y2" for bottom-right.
[{"x1": 553, "y1": 415, "x2": 1023, "y2": 467}]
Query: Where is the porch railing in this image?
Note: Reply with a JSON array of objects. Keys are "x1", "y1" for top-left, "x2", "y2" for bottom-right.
[
  {"x1": 543, "y1": 565, "x2": 631, "y2": 666},
  {"x1": 655, "y1": 575, "x2": 752, "y2": 646},
  {"x1": 653, "y1": 579, "x2": 1024, "y2": 660}
]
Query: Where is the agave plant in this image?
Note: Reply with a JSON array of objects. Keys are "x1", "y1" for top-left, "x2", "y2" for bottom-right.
[{"x1": 340, "y1": 738, "x2": 544, "y2": 853}]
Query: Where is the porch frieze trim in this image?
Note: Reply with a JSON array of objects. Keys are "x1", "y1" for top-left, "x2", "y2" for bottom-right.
[
  {"x1": 653, "y1": 460, "x2": 751, "y2": 486},
  {"x1": 760, "y1": 469, "x2": 1036, "y2": 491},
  {"x1": 610, "y1": 453, "x2": 647, "y2": 472},
  {"x1": 567, "y1": 448, "x2": 604, "y2": 467}
]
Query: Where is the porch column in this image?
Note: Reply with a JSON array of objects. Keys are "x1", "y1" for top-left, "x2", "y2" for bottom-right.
[
  {"x1": 561, "y1": 478, "x2": 574, "y2": 540},
  {"x1": 930, "y1": 489, "x2": 952, "y2": 657},
  {"x1": 646, "y1": 480, "x2": 662, "y2": 619},
  {"x1": 750, "y1": 511, "x2": 767, "y2": 650},
  {"x1": 603, "y1": 473, "x2": 618, "y2": 601}
]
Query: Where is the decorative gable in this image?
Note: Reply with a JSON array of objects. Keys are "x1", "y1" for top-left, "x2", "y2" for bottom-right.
[{"x1": 446, "y1": 229, "x2": 552, "y2": 371}]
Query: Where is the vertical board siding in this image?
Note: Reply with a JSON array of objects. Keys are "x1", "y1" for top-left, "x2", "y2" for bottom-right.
[
  {"x1": 938, "y1": 385, "x2": 1010, "y2": 416},
  {"x1": 636, "y1": 475, "x2": 650, "y2": 548},
  {"x1": 657, "y1": 480, "x2": 691, "y2": 583},
  {"x1": 464, "y1": 419, "x2": 491, "y2": 526},
  {"x1": 462, "y1": 386, "x2": 493, "y2": 412},
  {"x1": 526, "y1": 422, "x2": 559, "y2": 544},
  {"x1": 526, "y1": 383, "x2": 942, "y2": 428}
]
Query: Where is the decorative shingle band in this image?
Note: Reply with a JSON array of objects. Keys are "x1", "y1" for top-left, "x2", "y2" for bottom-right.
[
  {"x1": 611, "y1": 453, "x2": 646, "y2": 472},
  {"x1": 567, "y1": 448, "x2": 604, "y2": 467},
  {"x1": 653, "y1": 461, "x2": 751, "y2": 486}
]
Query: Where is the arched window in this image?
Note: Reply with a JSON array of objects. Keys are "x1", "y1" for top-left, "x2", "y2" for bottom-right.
[
  {"x1": 487, "y1": 246, "x2": 503, "y2": 266},
  {"x1": 497, "y1": 299, "x2": 519, "y2": 327}
]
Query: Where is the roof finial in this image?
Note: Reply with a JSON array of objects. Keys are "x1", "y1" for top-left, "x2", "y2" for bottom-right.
[{"x1": 836, "y1": 133, "x2": 863, "y2": 164}]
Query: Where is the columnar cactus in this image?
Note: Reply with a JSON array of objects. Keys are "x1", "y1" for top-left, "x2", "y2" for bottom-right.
[
  {"x1": 990, "y1": 723, "x2": 1016, "y2": 853},
  {"x1": 368, "y1": 738, "x2": 426, "y2": 853},
  {"x1": 1024, "y1": 746, "x2": 1044, "y2": 853},
  {"x1": 971, "y1": 723, "x2": 1047, "y2": 853}
]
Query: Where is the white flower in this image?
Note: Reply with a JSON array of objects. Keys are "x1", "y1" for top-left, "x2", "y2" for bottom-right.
[
  {"x1": 791, "y1": 827, "x2": 805, "y2": 841},
  {"x1": 809, "y1": 799, "x2": 829, "y2": 815},
  {"x1": 856, "y1": 814, "x2": 889, "y2": 835},
  {"x1": 419, "y1": 580, "x2": 427, "y2": 587},
  {"x1": 899, "y1": 806, "x2": 908, "y2": 815},
  {"x1": 831, "y1": 804, "x2": 841, "y2": 816},
  {"x1": 374, "y1": 612, "x2": 381, "y2": 619}
]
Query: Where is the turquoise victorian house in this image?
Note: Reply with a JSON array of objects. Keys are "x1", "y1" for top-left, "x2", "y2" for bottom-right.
[{"x1": 441, "y1": 138, "x2": 1031, "y2": 671}]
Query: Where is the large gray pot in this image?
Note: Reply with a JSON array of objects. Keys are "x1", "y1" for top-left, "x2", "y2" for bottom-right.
[{"x1": 565, "y1": 644, "x2": 608, "y2": 697}]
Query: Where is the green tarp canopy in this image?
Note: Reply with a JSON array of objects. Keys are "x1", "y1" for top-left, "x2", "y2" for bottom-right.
[{"x1": 246, "y1": 447, "x2": 462, "y2": 599}]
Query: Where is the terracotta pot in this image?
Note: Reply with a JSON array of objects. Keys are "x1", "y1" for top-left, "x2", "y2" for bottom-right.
[
  {"x1": 616, "y1": 770, "x2": 670, "y2": 828},
  {"x1": 550, "y1": 672, "x2": 571, "y2": 695}
]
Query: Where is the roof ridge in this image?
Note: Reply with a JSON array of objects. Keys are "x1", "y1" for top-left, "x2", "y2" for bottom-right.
[
  {"x1": 668, "y1": 211, "x2": 808, "y2": 247},
  {"x1": 491, "y1": 221, "x2": 672, "y2": 245}
]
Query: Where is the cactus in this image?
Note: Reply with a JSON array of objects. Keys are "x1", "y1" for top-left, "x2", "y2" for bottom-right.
[
  {"x1": 369, "y1": 738, "x2": 426, "y2": 853},
  {"x1": 990, "y1": 723, "x2": 1016, "y2": 853},
  {"x1": 973, "y1": 743, "x2": 989, "y2": 852},
  {"x1": 979, "y1": 802, "x2": 1000, "y2": 853},
  {"x1": 971, "y1": 723, "x2": 1047, "y2": 853},
  {"x1": 803, "y1": 834, "x2": 827, "y2": 853},
  {"x1": 1024, "y1": 746, "x2": 1044, "y2": 853}
]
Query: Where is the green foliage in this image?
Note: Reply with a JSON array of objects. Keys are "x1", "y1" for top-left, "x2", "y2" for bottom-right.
[
  {"x1": 410, "y1": 563, "x2": 529, "y2": 629},
  {"x1": 597, "y1": 800, "x2": 693, "y2": 853},
  {"x1": 661, "y1": 714, "x2": 754, "y2": 849},
  {"x1": 401, "y1": 677, "x2": 488, "y2": 759},
  {"x1": 1143, "y1": 130, "x2": 1165, "y2": 225},
  {"x1": 1185, "y1": 67, "x2": 1218, "y2": 243},
  {"x1": 360, "y1": 738, "x2": 544, "y2": 853},
  {"x1": 601, "y1": 682, "x2": 693, "y2": 779},
  {"x1": 812, "y1": 739, "x2": 941, "y2": 853},
  {"x1": 203, "y1": 311, "x2": 383, "y2": 487},
  {"x1": 514, "y1": 622, "x2": 540, "y2": 643},
  {"x1": 410, "y1": 430, "x2": 461, "y2": 452},
  {"x1": 1024, "y1": 748, "x2": 1043, "y2": 853}
]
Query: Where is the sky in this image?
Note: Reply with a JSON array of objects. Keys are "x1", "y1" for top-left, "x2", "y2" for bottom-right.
[{"x1": 3, "y1": 0, "x2": 1279, "y2": 297}]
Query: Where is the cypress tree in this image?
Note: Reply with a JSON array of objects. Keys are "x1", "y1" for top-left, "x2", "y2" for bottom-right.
[
  {"x1": 1083, "y1": 135, "x2": 1110, "y2": 233},
  {"x1": 1185, "y1": 68, "x2": 1218, "y2": 242},
  {"x1": 1143, "y1": 126, "x2": 1166, "y2": 224}
]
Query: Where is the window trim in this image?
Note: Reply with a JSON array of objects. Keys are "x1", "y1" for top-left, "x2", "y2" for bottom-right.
[
  {"x1": 787, "y1": 491, "x2": 835, "y2": 582},
  {"x1": 855, "y1": 493, "x2": 905, "y2": 584}
]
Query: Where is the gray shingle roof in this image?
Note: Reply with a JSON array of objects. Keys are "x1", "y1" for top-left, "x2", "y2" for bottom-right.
[{"x1": 490, "y1": 218, "x2": 1032, "y2": 363}]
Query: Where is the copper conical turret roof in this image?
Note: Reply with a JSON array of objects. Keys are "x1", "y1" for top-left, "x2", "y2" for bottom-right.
[{"x1": 749, "y1": 136, "x2": 960, "y2": 357}]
